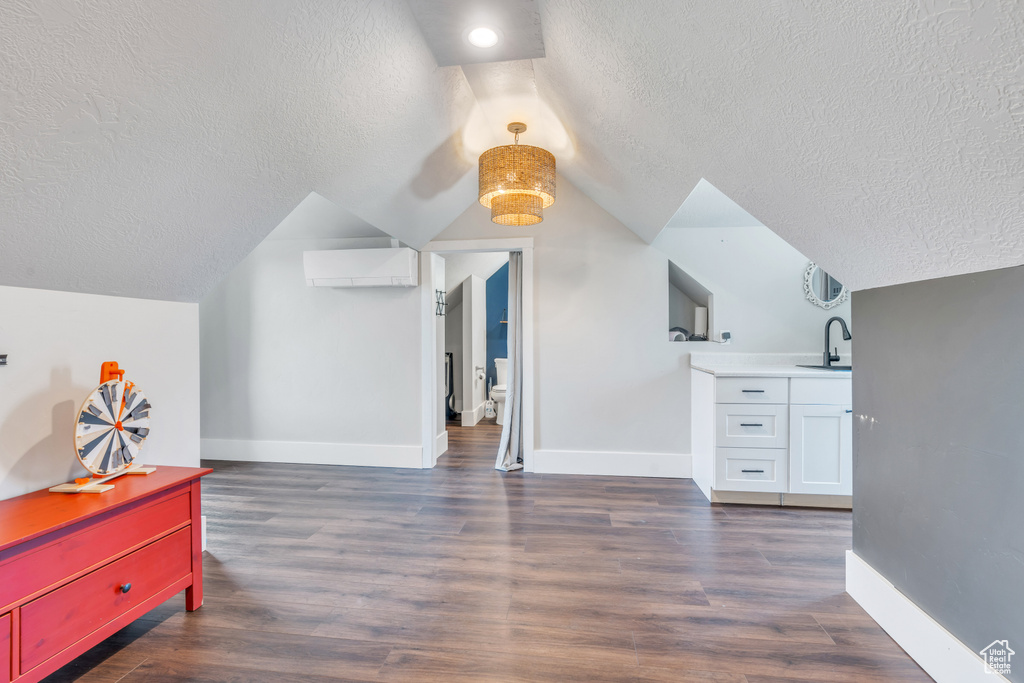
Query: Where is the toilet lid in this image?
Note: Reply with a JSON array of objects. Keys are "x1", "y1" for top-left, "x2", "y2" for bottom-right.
[{"x1": 492, "y1": 384, "x2": 506, "y2": 395}]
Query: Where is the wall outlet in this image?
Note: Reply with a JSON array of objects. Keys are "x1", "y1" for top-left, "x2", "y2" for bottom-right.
[{"x1": 720, "y1": 331, "x2": 731, "y2": 344}]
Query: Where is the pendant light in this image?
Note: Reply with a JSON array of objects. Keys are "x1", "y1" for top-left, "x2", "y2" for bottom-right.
[{"x1": 478, "y1": 122, "x2": 556, "y2": 225}]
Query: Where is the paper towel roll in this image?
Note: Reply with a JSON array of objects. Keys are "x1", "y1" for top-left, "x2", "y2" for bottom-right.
[{"x1": 694, "y1": 307, "x2": 708, "y2": 336}]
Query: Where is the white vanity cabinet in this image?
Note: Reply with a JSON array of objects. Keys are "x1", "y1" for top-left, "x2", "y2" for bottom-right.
[
  {"x1": 789, "y1": 378, "x2": 852, "y2": 496},
  {"x1": 691, "y1": 362, "x2": 853, "y2": 507}
]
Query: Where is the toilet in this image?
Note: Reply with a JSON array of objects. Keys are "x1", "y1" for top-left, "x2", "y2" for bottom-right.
[{"x1": 490, "y1": 358, "x2": 508, "y2": 425}]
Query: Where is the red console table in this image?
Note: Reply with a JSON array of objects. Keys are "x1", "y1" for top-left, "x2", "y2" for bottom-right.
[{"x1": 0, "y1": 466, "x2": 211, "y2": 683}]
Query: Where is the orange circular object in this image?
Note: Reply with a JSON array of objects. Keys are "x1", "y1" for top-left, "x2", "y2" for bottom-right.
[{"x1": 115, "y1": 421, "x2": 123, "y2": 431}]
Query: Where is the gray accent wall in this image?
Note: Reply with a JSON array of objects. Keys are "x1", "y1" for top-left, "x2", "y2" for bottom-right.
[{"x1": 853, "y1": 265, "x2": 1024, "y2": 670}]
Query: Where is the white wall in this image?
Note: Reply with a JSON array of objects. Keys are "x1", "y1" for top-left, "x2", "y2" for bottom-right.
[
  {"x1": 199, "y1": 238, "x2": 423, "y2": 468},
  {"x1": 461, "y1": 275, "x2": 487, "y2": 426},
  {"x1": 654, "y1": 226, "x2": 852, "y2": 356},
  {"x1": 436, "y1": 178, "x2": 690, "y2": 475},
  {"x1": 0, "y1": 286, "x2": 199, "y2": 500}
]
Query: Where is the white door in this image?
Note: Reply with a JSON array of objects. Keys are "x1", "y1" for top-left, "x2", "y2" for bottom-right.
[{"x1": 789, "y1": 404, "x2": 852, "y2": 495}]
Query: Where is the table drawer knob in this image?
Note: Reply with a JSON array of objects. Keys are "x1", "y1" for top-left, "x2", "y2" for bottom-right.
[{"x1": 120, "y1": 582, "x2": 132, "y2": 594}]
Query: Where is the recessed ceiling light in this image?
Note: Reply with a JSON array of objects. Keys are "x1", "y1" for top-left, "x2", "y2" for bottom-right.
[{"x1": 467, "y1": 26, "x2": 500, "y2": 48}]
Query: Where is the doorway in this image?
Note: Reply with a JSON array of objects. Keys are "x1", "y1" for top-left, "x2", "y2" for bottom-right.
[{"x1": 420, "y1": 238, "x2": 535, "y2": 470}]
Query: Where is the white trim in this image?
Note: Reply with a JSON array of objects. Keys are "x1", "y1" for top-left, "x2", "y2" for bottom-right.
[
  {"x1": 201, "y1": 438, "x2": 423, "y2": 469},
  {"x1": 421, "y1": 238, "x2": 534, "y2": 253},
  {"x1": 420, "y1": 238, "x2": 535, "y2": 472},
  {"x1": 420, "y1": 252, "x2": 436, "y2": 467},
  {"x1": 435, "y1": 431, "x2": 448, "y2": 463},
  {"x1": 846, "y1": 550, "x2": 1007, "y2": 683},
  {"x1": 461, "y1": 401, "x2": 485, "y2": 426},
  {"x1": 533, "y1": 449, "x2": 692, "y2": 478}
]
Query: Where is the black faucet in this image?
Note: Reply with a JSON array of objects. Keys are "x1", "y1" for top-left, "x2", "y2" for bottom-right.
[{"x1": 823, "y1": 316, "x2": 851, "y2": 368}]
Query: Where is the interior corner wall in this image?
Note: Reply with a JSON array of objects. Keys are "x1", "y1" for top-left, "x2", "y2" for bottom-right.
[
  {"x1": 486, "y1": 262, "x2": 509, "y2": 386},
  {"x1": 435, "y1": 177, "x2": 689, "y2": 474},
  {"x1": 445, "y1": 301, "x2": 463, "y2": 412},
  {"x1": 852, "y1": 265, "x2": 1024, "y2": 668},
  {"x1": 0, "y1": 286, "x2": 200, "y2": 500},
  {"x1": 653, "y1": 226, "x2": 852, "y2": 356},
  {"x1": 199, "y1": 238, "x2": 423, "y2": 468},
  {"x1": 460, "y1": 275, "x2": 487, "y2": 427}
]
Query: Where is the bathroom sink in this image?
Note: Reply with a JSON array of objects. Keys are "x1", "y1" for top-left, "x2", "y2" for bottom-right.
[{"x1": 796, "y1": 364, "x2": 851, "y2": 371}]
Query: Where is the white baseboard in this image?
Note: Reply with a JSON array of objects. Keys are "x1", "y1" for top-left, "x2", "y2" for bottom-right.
[
  {"x1": 533, "y1": 449, "x2": 692, "y2": 478},
  {"x1": 435, "y1": 431, "x2": 448, "y2": 459},
  {"x1": 201, "y1": 438, "x2": 423, "y2": 469},
  {"x1": 846, "y1": 551, "x2": 1007, "y2": 682},
  {"x1": 461, "y1": 402, "x2": 484, "y2": 427}
]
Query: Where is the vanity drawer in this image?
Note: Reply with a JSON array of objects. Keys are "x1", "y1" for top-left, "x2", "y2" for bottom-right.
[
  {"x1": 715, "y1": 448, "x2": 788, "y2": 493},
  {"x1": 715, "y1": 377, "x2": 788, "y2": 404},
  {"x1": 0, "y1": 488, "x2": 190, "y2": 610},
  {"x1": 790, "y1": 378, "x2": 852, "y2": 405},
  {"x1": 716, "y1": 404, "x2": 788, "y2": 448},
  {"x1": 20, "y1": 528, "x2": 192, "y2": 673}
]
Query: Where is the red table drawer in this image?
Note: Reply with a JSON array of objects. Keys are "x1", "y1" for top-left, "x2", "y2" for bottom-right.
[
  {"x1": 20, "y1": 528, "x2": 191, "y2": 672},
  {"x1": 0, "y1": 613, "x2": 10, "y2": 683},
  {"x1": 0, "y1": 489, "x2": 189, "y2": 610}
]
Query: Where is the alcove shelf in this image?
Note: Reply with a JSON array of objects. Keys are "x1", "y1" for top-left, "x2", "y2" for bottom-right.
[{"x1": 668, "y1": 260, "x2": 715, "y2": 342}]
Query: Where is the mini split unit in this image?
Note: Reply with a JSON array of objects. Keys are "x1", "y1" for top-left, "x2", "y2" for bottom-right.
[{"x1": 303, "y1": 247, "x2": 418, "y2": 288}]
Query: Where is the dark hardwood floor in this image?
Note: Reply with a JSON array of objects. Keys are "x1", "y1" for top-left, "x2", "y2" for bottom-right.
[{"x1": 45, "y1": 419, "x2": 928, "y2": 682}]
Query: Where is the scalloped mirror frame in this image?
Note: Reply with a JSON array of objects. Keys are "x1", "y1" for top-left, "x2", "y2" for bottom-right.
[{"x1": 804, "y1": 262, "x2": 849, "y2": 310}]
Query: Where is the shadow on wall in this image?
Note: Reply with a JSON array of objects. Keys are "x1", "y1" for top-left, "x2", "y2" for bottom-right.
[
  {"x1": 0, "y1": 367, "x2": 92, "y2": 499},
  {"x1": 410, "y1": 131, "x2": 474, "y2": 200}
]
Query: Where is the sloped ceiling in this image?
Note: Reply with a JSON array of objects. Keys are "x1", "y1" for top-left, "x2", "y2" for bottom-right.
[
  {"x1": 1, "y1": 0, "x2": 1022, "y2": 300},
  {"x1": 0, "y1": 0, "x2": 473, "y2": 301},
  {"x1": 536, "y1": 0, "x2": 1024, "y2": 289}
]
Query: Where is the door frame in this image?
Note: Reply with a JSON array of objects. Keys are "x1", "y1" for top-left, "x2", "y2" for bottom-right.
[{"x1": 420, "y1": 238, "x2": 535, "y2": 471}]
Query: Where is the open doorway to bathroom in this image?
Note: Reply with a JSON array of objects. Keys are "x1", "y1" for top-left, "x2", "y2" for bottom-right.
[
  {"x1": 421, "y1": 239, "x2": 535, "y2": 470},
  {"x1": 441, "y1": 252, "x2": 509, "y2": 430}
]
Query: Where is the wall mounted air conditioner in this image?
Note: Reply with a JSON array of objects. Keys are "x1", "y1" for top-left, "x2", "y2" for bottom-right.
[{"x1": 303, "y1": 247, "x2": 419, "y2": 288}]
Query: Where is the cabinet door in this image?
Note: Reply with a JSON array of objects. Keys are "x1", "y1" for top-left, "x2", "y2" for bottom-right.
[
  {"x1": 0, "y1": 612, "x2": 9, "y2": 683},
  {"x1": 789, "y1": 404, "x2": 852, "y2": 495}
]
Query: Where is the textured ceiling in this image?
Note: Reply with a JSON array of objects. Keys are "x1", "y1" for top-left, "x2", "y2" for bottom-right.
[
  {"x1": 0, "y1": 0, "x2": 472, "y2": 301},
  {"x1": 2, "y1": 0, "x2": 1022, "y2": 300},
  {"x1": 535, "y1": 0, "x2": 1024, "y2": 289},
  {"x1": 666, "y1": 179, "x2": 764, "y2": 229}
]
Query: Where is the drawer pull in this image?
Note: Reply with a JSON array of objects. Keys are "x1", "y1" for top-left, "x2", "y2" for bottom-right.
[
  {"x1": 120, "y1": 583, "x2": 132, "y2": 594},
  {"x1": 845, "y1": 409, "x2": 853, "y2": 413},
  {"x1": 741, "y1": 389, "x2": 765, "y2": 393},
  {"x1": 741, "y1": 469, "x2": 765, "y2": 474},
  {"x1": 739, "y1": 423, "x2": 763, "y2": 427}
]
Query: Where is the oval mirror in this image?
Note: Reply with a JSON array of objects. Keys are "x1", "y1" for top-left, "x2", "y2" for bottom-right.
[{"x1": 804, "y1": 262, "x2": 849, "y2": 310}]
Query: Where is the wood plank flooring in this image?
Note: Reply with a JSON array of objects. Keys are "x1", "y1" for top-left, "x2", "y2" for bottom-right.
[{"x1": 43, "y1": 420, "x2": 929, "y2": 682}]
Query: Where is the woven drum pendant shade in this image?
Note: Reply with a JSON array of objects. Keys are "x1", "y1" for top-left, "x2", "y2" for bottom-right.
[{"x1": 478, "y1": 123, "x2": 555, "y2": 225}]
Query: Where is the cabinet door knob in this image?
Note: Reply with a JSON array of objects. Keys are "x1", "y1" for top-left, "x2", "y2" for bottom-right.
[{"x1": 120, "y1": 582, "x2": 132, "y2": 594}]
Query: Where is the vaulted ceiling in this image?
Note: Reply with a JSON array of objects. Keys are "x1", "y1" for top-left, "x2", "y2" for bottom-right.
[{"x1": 1, "y1": 0, "x2": 1021, "y2": 301}]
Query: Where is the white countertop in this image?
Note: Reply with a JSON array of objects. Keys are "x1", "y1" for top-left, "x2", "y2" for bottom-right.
[{"x1": 689, "y1": 352, "x2": 852, "y2": 378}]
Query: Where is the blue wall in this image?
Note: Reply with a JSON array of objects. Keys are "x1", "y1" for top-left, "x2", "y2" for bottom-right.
[{"x1": 485, "y1": 261, "x2": 509, "y2": 386}]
